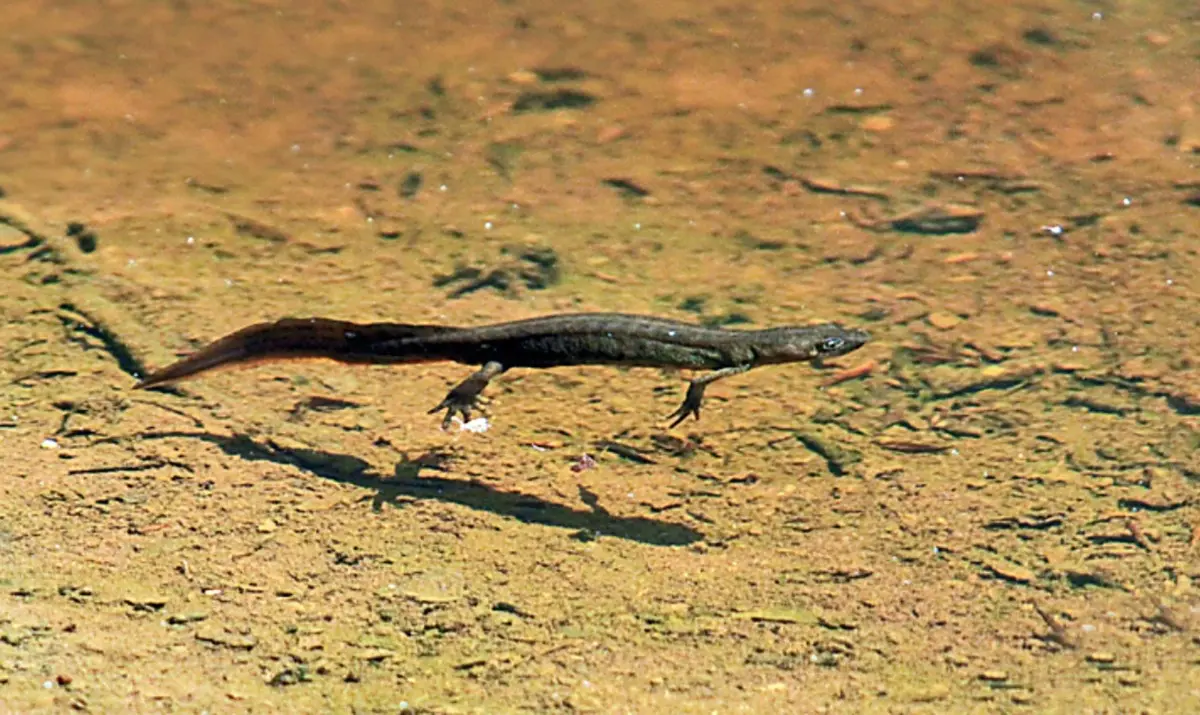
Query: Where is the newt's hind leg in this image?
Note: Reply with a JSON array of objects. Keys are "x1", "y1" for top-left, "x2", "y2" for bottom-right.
[
  {"x1": 429, "y1": 361, "x2": 505, "y2": 429},
  {"x1": 665, "y1": 364, "x2": 751, "y2": 428}
]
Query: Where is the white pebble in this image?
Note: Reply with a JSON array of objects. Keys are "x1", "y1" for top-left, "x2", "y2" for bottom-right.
[{"x1": 461, "y1": 417, "x2": 490, "y2": 433}]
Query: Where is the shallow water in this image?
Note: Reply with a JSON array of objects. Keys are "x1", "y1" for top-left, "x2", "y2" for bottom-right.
[{"x1": 1, "y1": 0, "x2": 1197, "y2": 711}]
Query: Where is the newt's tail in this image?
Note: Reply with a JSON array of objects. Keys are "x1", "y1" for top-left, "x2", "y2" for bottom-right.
[{"x1": 134, "y1": 317, "x2": 449, "y2": 389}]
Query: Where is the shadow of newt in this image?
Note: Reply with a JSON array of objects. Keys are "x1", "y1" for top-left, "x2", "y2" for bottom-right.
[{"x1": 139, "y1": 431, "x2": 703, "y2": 547}]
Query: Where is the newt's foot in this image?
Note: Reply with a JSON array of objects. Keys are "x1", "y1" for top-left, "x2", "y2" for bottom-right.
[
  {"x1": 427, "y1": 393, "x2": 472, "y2": 427},
  {"x1": 666, "y1": 382, "x2": 706, "y2": 428},
  {"x1": 430, "y1": 361, "x2": 503, "y2": 429},
  {"x1": 432, "y1": 381, "x2": 487, "y2": 427}
]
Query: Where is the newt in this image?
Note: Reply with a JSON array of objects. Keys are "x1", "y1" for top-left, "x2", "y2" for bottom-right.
[{"x1": 134, "y1": 313, "x2": 869, "y2": 428}]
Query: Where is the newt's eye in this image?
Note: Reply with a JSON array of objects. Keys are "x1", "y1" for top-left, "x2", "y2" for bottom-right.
[{"x1": 819, "y1": 337, "x2": 845, "y2": 353}]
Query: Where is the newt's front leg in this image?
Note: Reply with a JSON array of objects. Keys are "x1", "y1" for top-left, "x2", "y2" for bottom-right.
[
  {"x1": 666, "y1": 364, "x2": 751, "y2": 428},
  {"x1": 429, "y1": 361, "x2": 505, "y2": 429}
]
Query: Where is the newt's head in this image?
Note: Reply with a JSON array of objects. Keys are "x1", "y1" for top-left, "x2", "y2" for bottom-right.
[
  {"x1": 809, "y1": 324, "x2": 871, "y2": 360},
  {"x1": 754, "y1": 323, "x2": 870, "y2": 364}
]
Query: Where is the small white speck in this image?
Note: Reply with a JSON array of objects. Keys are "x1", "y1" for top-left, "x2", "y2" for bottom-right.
[
  {"x1": 1042, "y1": 224, "x2": 1064, "y2": 236},
  {"x1": 668, "y1": 330, "x2": 677, "y2": 337},
  {"x1": 43, "y1": 681, "x2": 54, "y2": 690},
  {"x1": 290, "y1": 144, "x2": 301, "y2": 153},
  {"x1": 1091, "y1": 11, "x2": 1103, "y2": 20},
  {"x1": 1165, "y1": 278, "x2": 1173, "y2": 286},
  {"x1": 439, "y1": 184, "x2": 448, "y2": 192},
  {"x1": 1081, "y1": 623, "x2": 1097, "y2": 632},
  {"x1": 802, "y1": 88, "x2": 815, "y2": 98},
  {"x1": 1046, "y1": 269, "x2": 1055, "y2": 277},
  {"x1": 1121, "y1": 197, "x2": 1131, "y2": 206},
  {"x1": 854, "y1": 87, "x2": 863, "y2": 96},
  {"x1": 484, "y1": 221, "x2": 493, "y2": 230},
  {"x1": 460, "y1": 417, "x2": 490, "y2": 433},
  {"x1": 41, "y1": 438, "x2": 59, "y2": 449},
  {"x1": 224, "y1": 278, "x2": 234, "y2": 287},
  {"x1": 633, "y1": 223, "x2": 641, "y2": 230},
  {"x1": 185, "y1": 236, "x2": 195, "y2": 245},
  {"x1": 127, "y1": 259, "x2": 138, "y2": 267}
]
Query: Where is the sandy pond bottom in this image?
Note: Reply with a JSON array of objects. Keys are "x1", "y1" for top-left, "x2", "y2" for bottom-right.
[{"x1": 1, "y1": 0, "x2": 1199, "y2": 712}]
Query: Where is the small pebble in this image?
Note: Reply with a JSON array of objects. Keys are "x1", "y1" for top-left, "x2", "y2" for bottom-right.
[
  {"x1": 460, "y1": 417, "x2": 490, "y2": 433},
  {"x1": 926, "y1": 312, "x2": 962, "y2": 330},
  {"x1": 861, "y1": 115, "x2": 895, "y2": 132},
  {"x1": 1143, "y1": 31, "x2": 1170, "y2": 46},
  {"x1": 507, "y1": 69, "x2": 538, "y2": 85}
]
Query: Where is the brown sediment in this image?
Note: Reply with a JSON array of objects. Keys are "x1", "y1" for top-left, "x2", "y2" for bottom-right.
[{"x1": 1, "y1": 0, "x2": 1197, "y2": 711}]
